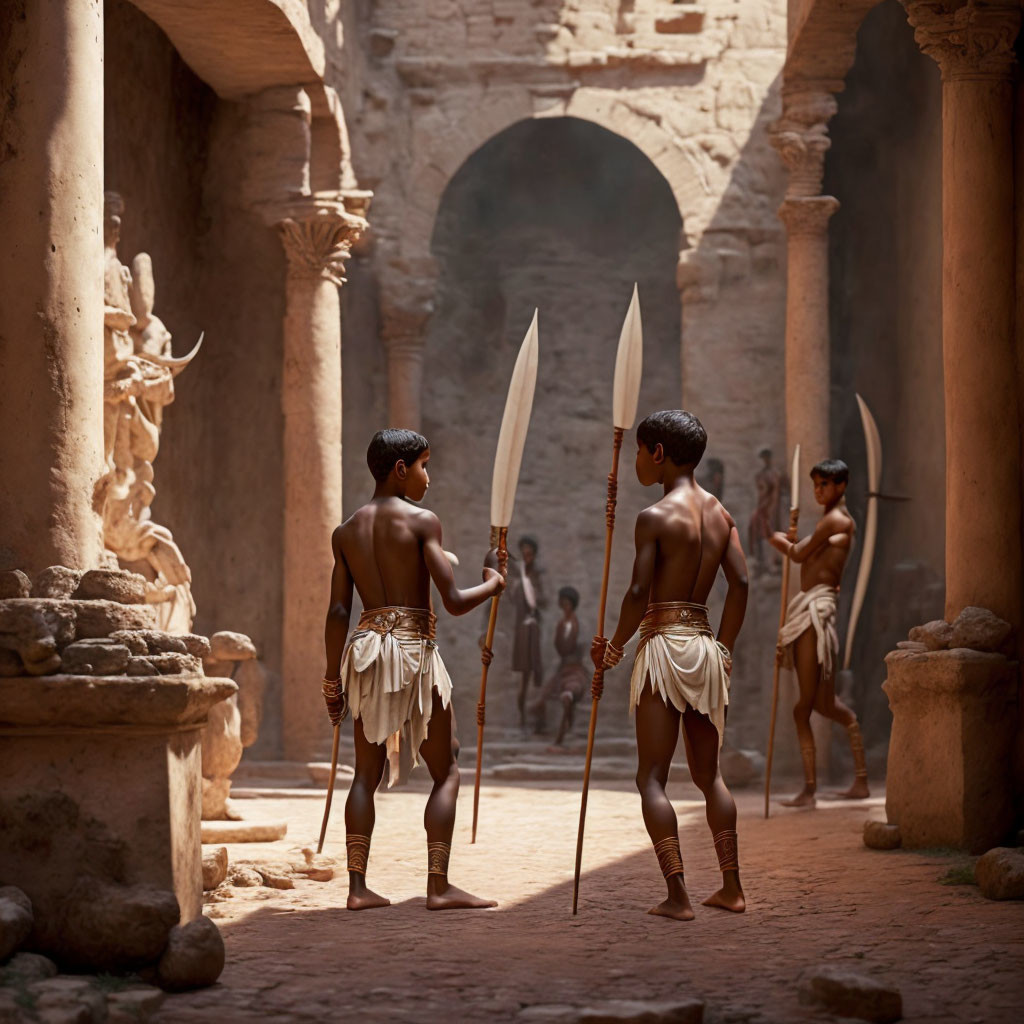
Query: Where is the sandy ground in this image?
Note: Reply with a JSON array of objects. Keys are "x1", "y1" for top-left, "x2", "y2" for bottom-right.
[{"x1": 155, "y1": 779, "x2": 1024, "y2": 1024}]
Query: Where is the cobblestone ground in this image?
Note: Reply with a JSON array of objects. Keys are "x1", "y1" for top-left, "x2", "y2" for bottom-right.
[{"x1": 157, "y1": 780, "x2": 1023, "y2": 1024}]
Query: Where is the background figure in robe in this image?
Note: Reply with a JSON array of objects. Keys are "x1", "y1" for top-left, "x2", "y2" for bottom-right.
[
  {"x1": 530, "y1": 585, "x2": 589, "y2": 748},
  {"x1": 510, "y1": 535, "x2": 546, "y2": 731},
  {"x1": 748, "y1": 447, "x2": 782, "y2": 575}
]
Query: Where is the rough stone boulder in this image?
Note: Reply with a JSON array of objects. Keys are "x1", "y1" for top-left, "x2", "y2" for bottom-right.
[
  {"x1": 519, "y1": 998, "x2": 704, "y2": 1023},
  {"x1": 33, "y1": 566, "x2": 83, "y2": 600},
  {"x1": 156, "y1": 916, "x2": 225, "y2": 991},
  {"x1": 234, "y1": 659, "x2": 266, "y2": 748},
  {"x1": 56, "y1": 881, "x2": 180, "y2": 971},
  {"x1": 798, "y1": 966, "x2": 902, "y2": 1022},
  {"x1": 73, "y1": 568, "x2": 148, "y2": 605},
  {"x1": 0, "y1": 570, "x2": 31, "y2": 600},
  {"x1": 0, "y1": 951, "x2": 57, "y2": 984},
  {"x1": 202, "y1": 847, "x2": 229, "y2": 891},
  {"x1": 106, "y1": 984, "x2": 166, "y2": 1023},
  {"x1": 974, "y1": 847, "x2": 1024, "y2": 901},
  {"x1": 908, "y1": 619, "x2": 953, "y2": 651},
  {"x1": 0, "y1": 886, "x2": 33, "y2": 961},
  {"x1": 863, "y1": 821, "x2": 902, "y2": 850},
  {"x1": 719, "y1": 746, "x2": 763, "y2": 788},
  {"x1": 60, "y1": 639, "x2": 132, "y2": 676},
  {"x1": 209, "y1": 631, "x2": 257, "y2": 661},
  {"x1": 949, "y1": 606, "x2": 1014, "y2": 653},
  {"x1": 201, "y1": 696, "x2": 244, "y2": 820},
  {"x1": 26, "y1": 976, "x2": 107, "y2": 1023}
]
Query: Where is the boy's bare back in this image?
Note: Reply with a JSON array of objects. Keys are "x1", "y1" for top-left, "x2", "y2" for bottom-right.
[
  {"x1": 335, "y1": 497, "x2": 448, "y2": 612},
  {"x1": 644, "y1": 484, "x2": 737, "y2": 605}
]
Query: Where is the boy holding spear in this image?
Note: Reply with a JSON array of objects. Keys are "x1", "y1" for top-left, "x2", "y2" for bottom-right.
[{"x1": 593, "y1": 410, "x2": 749, "y2": 920}]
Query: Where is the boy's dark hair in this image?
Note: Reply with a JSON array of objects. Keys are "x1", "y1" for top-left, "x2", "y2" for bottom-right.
[
  {"x1": 636, "y1": 410, "x2": 707, "y2": 468},
  {"x1": 557, "y1": 586, "x2": 579, "y2": 609},
  {"x1": 519, "y1": 535, "x2": 538, "y2": 554},
  {"x1": 366, "y1": 428, "x2": 429, "y2": 482},
  {"x1": 810, "y1": 458, "x2": 849, "y2": 486}
]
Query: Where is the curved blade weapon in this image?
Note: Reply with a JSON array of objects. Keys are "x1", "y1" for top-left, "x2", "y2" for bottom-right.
[
  {"x1": 471, "y1": 310, "x2": 540, "y2": 844},
  {"x1": 842, "y1": 394, "x2": 882, "y2": 670},
  {"x1": 764, "y1": 442, "x2": 800, "y2": 819},
  {"x1": 572, "y1": 283, "x2": 643, "y2": 913}
]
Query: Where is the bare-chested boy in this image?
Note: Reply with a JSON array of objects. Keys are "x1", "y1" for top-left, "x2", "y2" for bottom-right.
[
  {"x1": 322, "y1": 428, "x2": 505, "y2": 911},
  {"x1": 592, "y1": 410, "x2": 749, "y2": 921},
  {"x1": 769, "y1": 458, "x2": 869, "y2": 808}
]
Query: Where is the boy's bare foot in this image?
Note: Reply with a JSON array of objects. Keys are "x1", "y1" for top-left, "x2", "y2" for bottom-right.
[
  {"x1": 347, "y1": 887, "x2": 391, "y2": 911},
  {"x1": 780, "y1": 786, "x2": 816, "y2": 808},
  {"x1": 426, "y1": 881, "x2": 497, "y2": 910},
  {"x1": 829, "y1": 778, "x2": 870, "y2": 800},
  {"x1": 702, "y1": 887, "x2": 746, "y2": 913},
  {"x1": 648, "y1": 896, "x2": 695, "y2": 921}
]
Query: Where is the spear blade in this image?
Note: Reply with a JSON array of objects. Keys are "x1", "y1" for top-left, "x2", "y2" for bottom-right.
[
  {"x1": 490, "y1": 309, "x2": 540, "y2": 528},
  {"x1": 613, "y1": 284, "x2": 643, "y2": 430}
]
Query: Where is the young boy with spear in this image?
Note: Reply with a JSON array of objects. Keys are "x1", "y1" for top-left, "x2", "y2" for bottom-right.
[{"x1": 593, "y1": 410, "x2": 749, "y2": 920}]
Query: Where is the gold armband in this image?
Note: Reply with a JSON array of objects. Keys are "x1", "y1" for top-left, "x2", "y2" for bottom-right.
[{"x1": 602, "y1": 641, "x2": 624, "y2": 669}]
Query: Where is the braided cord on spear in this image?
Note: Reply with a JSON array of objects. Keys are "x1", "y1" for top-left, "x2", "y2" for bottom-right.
[
  {"x1": 471, "y1": 310, "x2": 540, "y2": 845},
  {"x1": 572, "y1": 285, "x2": 643, "y2": 914}
]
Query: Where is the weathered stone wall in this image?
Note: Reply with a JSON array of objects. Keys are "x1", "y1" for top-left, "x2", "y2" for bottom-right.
[
  {"x1": 825, "y1": 0, "x2": 943, "y2": 747},
  {"x1": 336, "y1": 0, "x2": 791, "y2": 746}
]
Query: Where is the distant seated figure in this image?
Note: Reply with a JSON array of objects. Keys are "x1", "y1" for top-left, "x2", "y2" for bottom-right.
[{"x1": 530, "y1": 586, "x2": 589, "y2": 748}]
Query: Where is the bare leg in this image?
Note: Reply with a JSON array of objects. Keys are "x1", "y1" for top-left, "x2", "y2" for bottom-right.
[
  {"x1": 419, "y1": 690, "x2": 496, "y2": 910},
  {"x1": 781, "y1": 628, "x2": 819, "y2": 808},
  {"x1": 635, "y1": 685, "x2": 694, "y2": 921},
  {"x1": 552, "y1": 693, "x2": 574, "y2": 747},
  {"x1": 344, "y1": 718, "x2": 391, "y2": 910},
  {"x1": 517, "y1": 671, "x2": 529, "y2": 729},
  {"x1": 680, "y1": 707, "x2": 745, "y2": 913},
  {"x1": 814, "y1": 687, "x2": 870, "y2": 798}
]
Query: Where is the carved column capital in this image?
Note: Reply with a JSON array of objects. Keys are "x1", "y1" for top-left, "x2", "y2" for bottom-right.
[
  {"x1": 778, "y1": 196, "x2": 840, "y2": 236},
  {"x1": 276, "y1": 196, "x2": 368, "y2": 286},
  {"x1": 903, "y1": 0, "x2": 1021, "y2": 81},
  {"x1": 770, "y1": 85, "x2": 839, "y2": 197}
]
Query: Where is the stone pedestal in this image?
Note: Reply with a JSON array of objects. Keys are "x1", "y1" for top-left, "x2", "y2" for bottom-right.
[
  {"x1": 883, "y1": 648, "x2": 1018, "y2": 852},
  {"x1": 0, "y1": 673, "x2": 234, "y2": 969}
]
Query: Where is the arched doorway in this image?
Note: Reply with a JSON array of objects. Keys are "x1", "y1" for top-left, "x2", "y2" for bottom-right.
[{"x1": 423, "y1": 116, "x2": 683, "y2": 733}]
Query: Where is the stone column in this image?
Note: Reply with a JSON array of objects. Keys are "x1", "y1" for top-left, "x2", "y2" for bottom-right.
[
  {"x1": 380, "y1": 304, "x2": 431, "y2": 431},
  {"x1": 277, "y1": 197, "x2": 366, "y2": 761},
  {"x1": 904, "y1": 0, "x2": 1022, "y2": 625},
  {"x1": 0, "y1": 0, "x2": 104, "y2": 573},
  {"x1": 771, "y1": 87, "x2": 840, "y2": 517}
]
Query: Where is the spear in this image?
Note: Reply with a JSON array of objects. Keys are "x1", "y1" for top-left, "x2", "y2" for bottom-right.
[
  {"x1": 471, "y1": 310, "x2": 540, "y2": 844},
  {"x1": 572, "y1": 284, "x2": 643, "y2": 914},
  {"x1": 764, "y1": 442, "x2": 801, "y2": 818}
]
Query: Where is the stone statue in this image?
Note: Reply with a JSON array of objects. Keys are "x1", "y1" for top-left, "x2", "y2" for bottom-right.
[
  {"x1": 97, "y1": 192, "x2": 200, "y2": 633},
  {"x1": 748, "y1": 446, "x2": 782, "y2": 575}
]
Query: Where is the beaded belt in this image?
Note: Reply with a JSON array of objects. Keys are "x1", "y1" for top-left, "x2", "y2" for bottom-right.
[
  {"x1": 357, "y1": 605, "x2": 436, "y2": 641},
  {"x1": 638, "y1": 601, "x2": 713, "y2": 644}
]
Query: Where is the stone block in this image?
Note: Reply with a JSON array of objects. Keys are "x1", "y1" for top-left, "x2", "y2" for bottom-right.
[
  {"x1": 949, "y1": 606, "x2": 1013, "y2": 653},
  {"x1": 201, "y1": 848, "x2": 228, "y2": 891},
  {"x1": 883, "y1": 649, "x2": 1018, "y2": 852},
  {"x1": 227, "y1": 866, "x2": 262, "y2": 888},
  {"x1": 0, "y1": 571, "x2": 31, "y2": 599},
  {"x1": 577, "y1": 998, "x2": 704, "y2": 1023},
  {"x1": 908, "y1": 619, "x2": 952, "y2": 651},
  {"x1": 75, "y1": 600, "x2": 156, "y2": 638},
  {"x1": 156, "y1": 915, "x2": 225, "y2": 991},
  {"x1": 74, "y1": 569, "x2": 147, "y2": 605},
  {"x1": 108, "y1": 630, "x2": 148, "y2": 655},
  {"x1": 59, "y1": 641, "x2": 131, "y2": 676},
  {"x1": 655, "y1": 11, "x2": 704, "y2": 35},
  {"x1": 33, "y1": 567, "x2": 83, "y2": 600},
  {"x1": 127, "y1": 656, "x2": 158, "y2": 676},
  {"x1": 0, "y1": 951, "x2": 57, "y2": 984},
  {"x1": 201, "y1": 820, "x2": 287, "y2": 844},
  {"x1": 288, "y1": 848, "x2": 336, "y2": 883},
  {"x1": 147, "y1": 652, "x2": 200, "y2": 676},
  {"x1": 974, "y1": 847, "x2": 1024, "y2": 900},
  {"x1": 254, "y1": 865, "x2": 294, "y2": 890},
  {"x1": 798, "y1": 966, "x2": 902, "y2": 1022},
  {"x1": 209, "y1": 631, "x2": 257, "y2": 661},
  {"x1": 28, "y1": 977, "x2": 107, "y2": 1023},
  {"x1": 863, "y1": 821, "x2": 902, "y2": 850},
  {"x1": 0, "y1": 649, "x2": 22, "y2": 677},
  {"x1": 179, "y1": 634, "x2": 211, "y2": 659},
  {"x1": 0, "y1": 886, "x2": 32, "y2": 961},
  {"x1": 105, "y1": 985, "x2": 165, "y2": 1023},
  {"x1": 135, "y1": 631, "x2": 188, "y2": 655}
]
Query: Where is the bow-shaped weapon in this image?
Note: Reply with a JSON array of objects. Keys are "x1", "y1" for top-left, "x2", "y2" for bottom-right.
[
  {"x1": 843, "y1": 394, "x2": 880, "y2": 671},
  {"x1": 764, "y1": 442, "x2": 800, "y2": 819},
  {"x1": 572, "y1": 284, "x2": 643, "y2": 914},
  {"x1": 471, "y1": 310, "x2": 540, "y2": 844}
]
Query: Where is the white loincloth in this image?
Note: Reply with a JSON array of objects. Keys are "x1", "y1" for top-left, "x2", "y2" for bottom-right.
[
  {"x1": 340, "y1": 606, "x2": 452, "y2": 788},
  {"x1": 776, "y1": 583, "x2": 839, "y2": 682},
  {"x1": 629, "y1": 602, "x2": 731, "y2": 749}
]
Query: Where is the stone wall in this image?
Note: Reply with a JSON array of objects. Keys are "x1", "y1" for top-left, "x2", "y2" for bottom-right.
[
  {"x1": 824, "y1": 0, "x2": 944, "y2": 749},
  {"x1": 340, "y1": 0, "x2": 791, "y2": 746}
]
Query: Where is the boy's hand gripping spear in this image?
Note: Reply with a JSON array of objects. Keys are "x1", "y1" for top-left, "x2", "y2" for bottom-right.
[
  {"x1": 764, "y1": 443, "x2": 801, "y2": 819},
  {"x1": 572, "y1": 285, "x2": 643, "y2": 914},
  {"x1": 472, "y1": 310, "x2": 540, "y2": 845}
]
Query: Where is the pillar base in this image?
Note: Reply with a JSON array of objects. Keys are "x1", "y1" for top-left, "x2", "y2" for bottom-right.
[
  {"x1": 0, "y1": 673, "x2": 234, "y2": 971},
  {"x1": 883, "y1": 648, "x2": 1018, "y2": 853}
]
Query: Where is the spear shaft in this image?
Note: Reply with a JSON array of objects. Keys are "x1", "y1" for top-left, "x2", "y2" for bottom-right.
[{"x1": 572, "y1": 426, "x2": 624, "y2": 914}]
